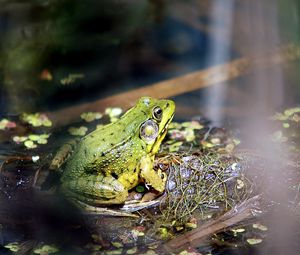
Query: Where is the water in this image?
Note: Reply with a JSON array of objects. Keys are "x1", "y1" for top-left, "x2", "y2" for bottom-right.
[{"x1": 1, "y1": 0, "x2": 300, "y2": 254}]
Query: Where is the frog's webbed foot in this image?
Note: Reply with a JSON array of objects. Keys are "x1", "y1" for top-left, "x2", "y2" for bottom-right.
[
  {"x1": 140, "y1": 156, "x2": 167, "y2": 192},
  {"x1": 61, "y1": 174, "x2": 128, "y2": 205}
]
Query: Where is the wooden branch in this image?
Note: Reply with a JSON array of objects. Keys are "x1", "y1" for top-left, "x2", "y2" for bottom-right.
[
  {"x1": 163, "y1": 195, "x2": 261, "y2": 253},
  {"x1": 47, "y1": 44, "x2": 300, "y2": 128}
]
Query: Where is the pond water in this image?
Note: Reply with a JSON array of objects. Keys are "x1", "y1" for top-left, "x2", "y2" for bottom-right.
[{"x1": 1, "y1": 0, "x2": 300, "y2": 254}]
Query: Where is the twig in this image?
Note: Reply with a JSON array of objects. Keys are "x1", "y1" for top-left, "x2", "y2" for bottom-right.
[
  {"x1": 47, "y1": 44, "x2": 300, "y2": 128},
  {"x1": 163, "y1": 195, "x2": 261, "y2": 253}
]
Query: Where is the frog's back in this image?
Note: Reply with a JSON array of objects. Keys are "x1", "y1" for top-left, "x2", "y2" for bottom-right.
[{"x1": 62, "y1": 108, "x2": 144, "y2": 177}]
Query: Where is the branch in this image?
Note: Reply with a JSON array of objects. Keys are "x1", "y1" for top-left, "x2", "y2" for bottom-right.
[{"x1": 47, "y1": 44, "x2": 300, "y2": 128}]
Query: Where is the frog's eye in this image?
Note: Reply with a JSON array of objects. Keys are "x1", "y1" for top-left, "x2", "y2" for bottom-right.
[
  {"x1": 140, "y1": 120, "x2": 158, "y2": 142},
  {"x1": 152, "y1": 106, "x2": 163, "y2": 121}
]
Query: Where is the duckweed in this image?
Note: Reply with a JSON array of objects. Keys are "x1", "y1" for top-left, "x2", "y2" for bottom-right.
[
  {"x1": 21, "y1": 113, "x2": 52, "y2": 127},
  {"x1": 0, "y1": 118, "x2": 16, "y2": 130},
  {"x1": 68, "y1": 126, "x2": 88, "y2": 136},
  {"x1": 80, "y1": 112, "x2": 103, "y2": 122}
]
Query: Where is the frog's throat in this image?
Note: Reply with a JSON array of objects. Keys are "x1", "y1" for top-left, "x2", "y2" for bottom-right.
[{"x1": 149, "y1": 114, "x2": 174, "y2": 154}]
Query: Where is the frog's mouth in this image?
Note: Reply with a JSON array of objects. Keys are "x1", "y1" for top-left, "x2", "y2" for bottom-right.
[{"x1": 151, "y1": 113, "x2": 174, "y2": 154}]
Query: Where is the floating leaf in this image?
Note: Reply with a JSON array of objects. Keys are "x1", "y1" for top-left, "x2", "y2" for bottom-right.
[
  {"x1": 28, "y1": 134, "x2": 41, "y2": 141},
  {"x1": 181, "y1": 121, "x2": 203, "y2": 130},
  {"x1": 131, "y1": 228, "x2": 144, "y2": 238},
  {"x1": 21, "y1": 113, "x2": 52, "y2": 127},
  {"x1": 210, "y1": 137, "x2": 221, "y2": 145},
  {"x1": 168, "y1": 141, "x2": 183, "y2": 152},
  {"x1": 179, "y1": 250, "x2": 202, "y2": 255},
  {"x1": 4, "y1": 242, "x2": 20, "y2": 252},
  {"x1": 13, "y1": 136, "x2": 27, "y2": 144},
  {"x1": 233, "y1": 138, "x2": 241, "y2": 145},
  {"x1": 169, "y1": 122, "x2": 182, "y2": 129},
  {"x1": 68, "y1": 126, "x2": 88, "y2": 136},
  {"x1": 185, "y1": 218, "x2": 197, "y2": 229},
  {"x1": 246, "y1": 238, "x2": 263, "y2": 245},
  {"x1": 13, "y1": 134, "x2": 50, "y2": 148},
  {"x1": 33, "y1": 244, "x2": 59, "y2": 254},
  {"x1": 126, "y1": 247, "x2": 137, "y2": 254},
  {"x1": 232, "y1": 228, "x2": 245, "y2": 233},
  {"x1": 201, "y1": 141, "x2": 214, "y2": 148},
  {"x1": 282, "y1": 122, "x2": 290, "y2": 128},
  {"x1": 184, "y1": 128, "x2": 195, "y2": 142},
  {"x1": 272, "y1": 112, "x2": 288, "y2": 121},
  {"x1": 284, "y1": 107, "x2": 300, "y2": 117},
  {"x1": 111, "y1": 242, "x2": 123, "y2": 248},
  {"x1": 185, "y1": 222, "x2": 197, "y2": 229},
  {"x1": 106, "y1": 249, "x2": 123, "y2": 255},
  {"x1": 85, "y1": 243, "x2": 102, "y2": 252},
  {"x1": 105, "y1": 107, "x2": 123, "y2": 122},
  {"x1": 292, "y1": 114, "x2": 300, "y2": 122},
  {"x1": 252, "y1": 223, "x2": 268, "y2": 231},
  {"x1": 157, "y1": 227, "x2": 170, "y2": 239},
  {"x1": 29, "y1": 134, "x2": 50, "y2": 145},
  {"x1": 0, "y1": 118, "x2": 16, "y2": 130},
  {"x1": 37, "y1": 138, "x2": 48, "y2": 144},
  {"x1": 140, "y1": 250, "x2": 158, "y2": 255},
  {"x1": 80, "y1": 112, "x2": 103, "y2": 122},
  {"x1": 24, "y1": 140, "x2": 37, "y2": 149}
]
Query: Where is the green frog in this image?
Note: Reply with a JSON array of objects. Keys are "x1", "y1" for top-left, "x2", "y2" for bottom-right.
[{"x1": 52, "y1": 97, "x2": 175, "y2": 209}]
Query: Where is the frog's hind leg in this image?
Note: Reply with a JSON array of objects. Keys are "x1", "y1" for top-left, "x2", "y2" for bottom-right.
[{"x1": 61, "y1": 174, "x2": 128, "y2": 205}]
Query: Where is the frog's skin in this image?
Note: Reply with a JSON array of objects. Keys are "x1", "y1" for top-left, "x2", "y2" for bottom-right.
[{"x1": 58, "y1": 97, "x2": 175, "y2": 207}]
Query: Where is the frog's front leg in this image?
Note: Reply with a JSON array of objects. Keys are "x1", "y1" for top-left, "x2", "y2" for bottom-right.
[
  {"x1": 140, "y1": 155, "x2": 167, "y2": 192},
  {"x1": 61, "y1": 174, "x2": 128, "y2": 205},
  {"x1": 50, "y1": 139, "x2": 79, "y2": 171}
]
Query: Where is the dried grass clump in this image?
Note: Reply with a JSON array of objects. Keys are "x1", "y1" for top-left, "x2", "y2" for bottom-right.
[{"x1": 158, "y1": 152, "x2": 253, "y2": 225}]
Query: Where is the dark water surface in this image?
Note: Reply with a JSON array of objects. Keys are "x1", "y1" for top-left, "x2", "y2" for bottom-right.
[{"x1": 1, "y1": 0, "x2": 300, "y2": 254}]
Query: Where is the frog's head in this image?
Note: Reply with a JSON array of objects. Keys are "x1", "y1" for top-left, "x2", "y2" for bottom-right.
[{"x1": 136, "y1": 97, "x2": 175, "y2": 155}]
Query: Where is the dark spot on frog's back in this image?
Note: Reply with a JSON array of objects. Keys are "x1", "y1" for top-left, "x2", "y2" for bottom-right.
[
  {"x1": 111, "y1": 173, "x2": 118, "y2": 179},
  {"x1": 166, "y1": 102, "x2": 169, "y2": 108},
  {"x1": 110, "y1": 132, "x2": 114, "y2": 136},
  {"x1": 101, "y1": 152, "x2": 106, "y2": 157},
  {"x1": 84, "y1": 148, "x2": 88, "y2": 156}
]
